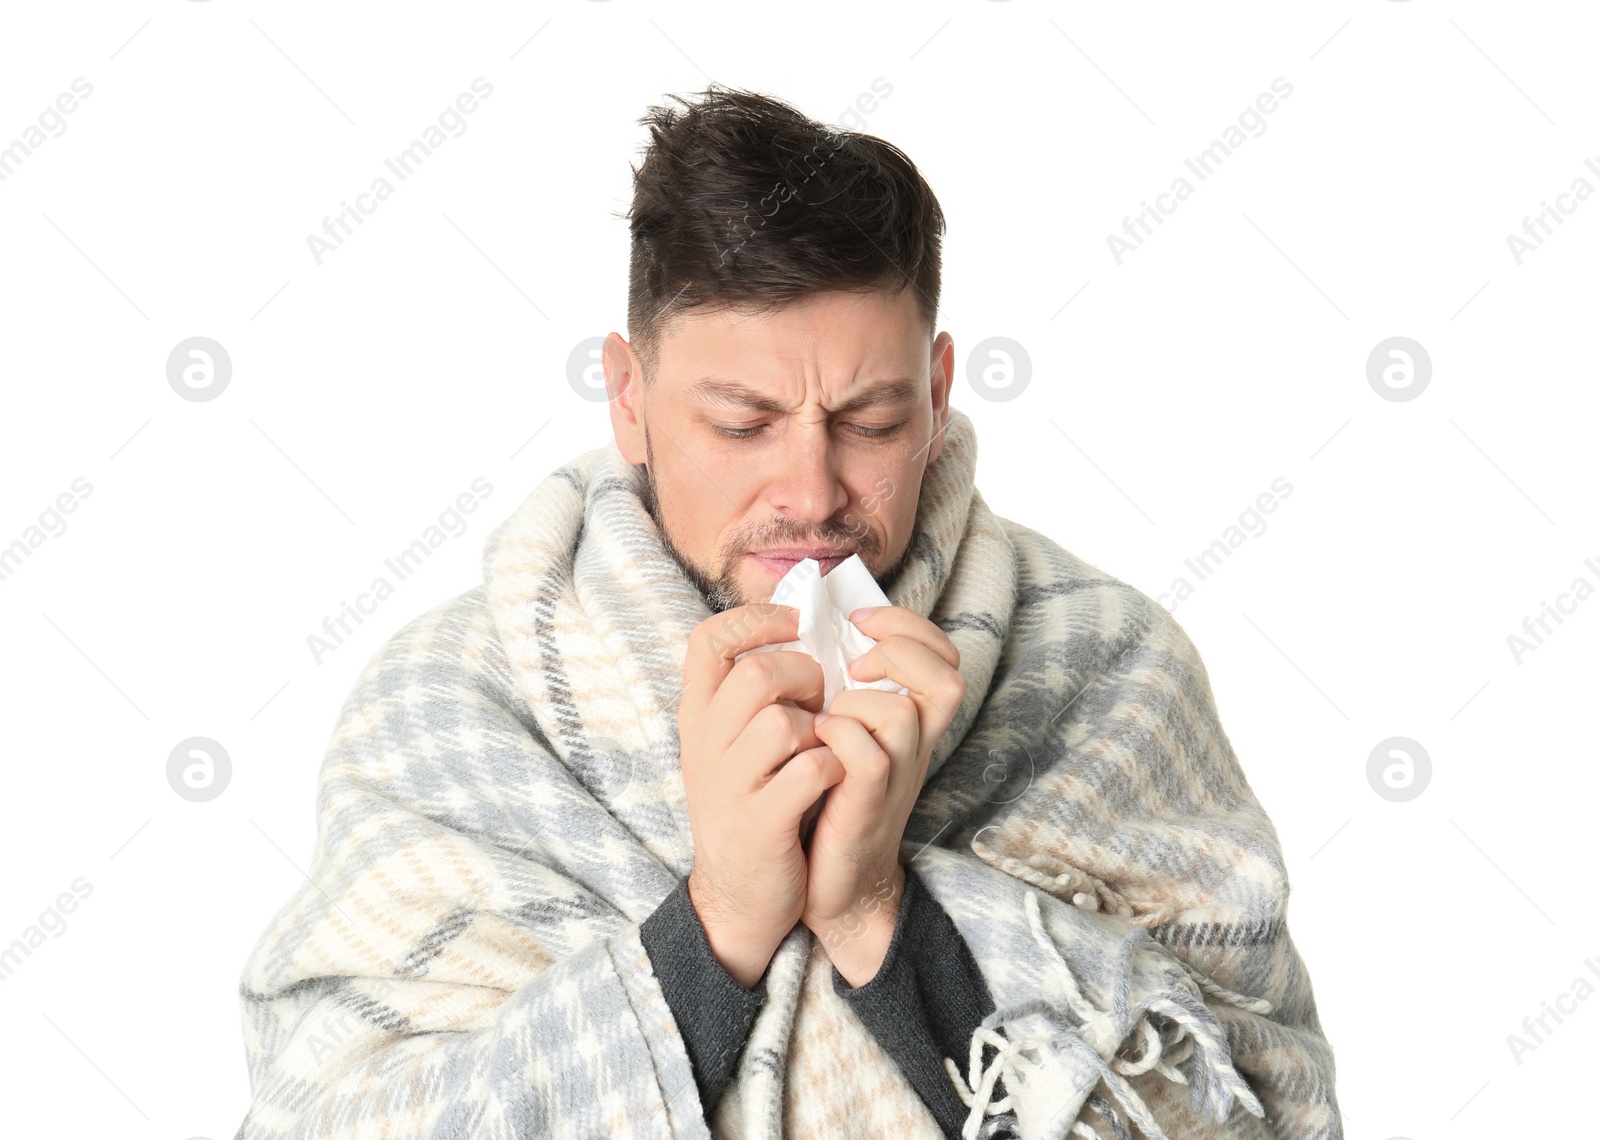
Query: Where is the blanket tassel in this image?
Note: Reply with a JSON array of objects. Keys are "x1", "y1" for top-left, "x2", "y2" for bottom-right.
[{"x1": 943, "y1": 890, "x2": 1267, "y2": 1140}]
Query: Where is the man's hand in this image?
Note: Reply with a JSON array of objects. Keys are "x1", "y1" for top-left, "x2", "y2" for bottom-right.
[
  {"x1": 800, "y1": 604, "x2": 966, "y2": 986},
  {"x1": 678, "y1": 602, "x2": 846, "y2": 989}
]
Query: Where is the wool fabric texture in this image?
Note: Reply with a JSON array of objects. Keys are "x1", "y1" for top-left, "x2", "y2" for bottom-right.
[{"x1": 233, "y1": 404, "x2": 1342, "y2": 1139}]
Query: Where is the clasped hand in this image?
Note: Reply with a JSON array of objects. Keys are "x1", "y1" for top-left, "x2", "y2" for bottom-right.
[{"x1": 678, "y1": 601, "x2": 965, "y2": 989}]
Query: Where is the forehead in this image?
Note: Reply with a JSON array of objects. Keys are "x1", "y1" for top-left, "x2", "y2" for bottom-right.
[{"x1": 653, "y1": 287, "x2": 927, "y2": 396}]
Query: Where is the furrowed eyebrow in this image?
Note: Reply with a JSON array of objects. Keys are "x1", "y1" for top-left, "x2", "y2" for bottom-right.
[{"x1": 688, "y1": 376, "x2": 918, "y2": 416}]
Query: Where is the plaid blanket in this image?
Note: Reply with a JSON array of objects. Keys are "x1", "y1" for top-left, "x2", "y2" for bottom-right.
[{"x1": 233, "y1": 404, "x2": 1341, "y2": 1139}]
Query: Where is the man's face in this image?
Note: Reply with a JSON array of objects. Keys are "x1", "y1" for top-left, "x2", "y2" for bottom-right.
[{"x1": 604, "y1": 286, "x2": 955, "y2": 613}]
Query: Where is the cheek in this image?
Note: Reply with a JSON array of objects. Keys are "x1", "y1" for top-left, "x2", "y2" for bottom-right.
[
  {"x1": 886, "y1": 483, "x2": 920, "y2": 537},
  {"x1": 663, "y1": 452, "x2": 733, "y2": 517},
  {"x1": 854, "y1": 462, "x2": 915, "y2": 530}
]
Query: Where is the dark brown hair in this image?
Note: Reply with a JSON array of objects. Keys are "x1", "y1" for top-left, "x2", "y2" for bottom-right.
[{"x1": 620, "y1": 84, "x2": 945, "y2": 384}]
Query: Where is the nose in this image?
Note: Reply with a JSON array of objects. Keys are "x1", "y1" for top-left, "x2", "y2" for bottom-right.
[{"x1": 768, "y1": 421, "x2": 850, "y2": 529}]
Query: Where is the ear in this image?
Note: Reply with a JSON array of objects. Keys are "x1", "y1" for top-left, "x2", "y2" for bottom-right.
[
  {"x1": 605, "y1": 332, "x2": 647, "y2": 465},
  {"x1": 926, "y1": 330, "x2": 955, "y2": 465}
]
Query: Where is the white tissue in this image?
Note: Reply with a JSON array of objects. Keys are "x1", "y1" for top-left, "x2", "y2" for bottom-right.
[{"x1": 735, "y1": 553, "x2": 910, "y2": 713}]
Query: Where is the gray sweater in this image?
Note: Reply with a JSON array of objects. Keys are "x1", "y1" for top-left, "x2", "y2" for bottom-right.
[{"x1": 641, "y1": 865, "x2": 1021, "y2": 1139}]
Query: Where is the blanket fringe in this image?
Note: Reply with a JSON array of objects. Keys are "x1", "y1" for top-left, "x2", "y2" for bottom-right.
[
  {"x1": 943, "y1": 890, "x2": 1267, "y2": 1140},
  {"x1": 971, "y1": 836, "x2": 1150, "y2": 922},
  {"x1": 1177, "y1": 968, "x2": 1275, "y2": 1016},
  {"x1": 1078, "y1": 1092, "x2": 1133, "y2": 1140}
]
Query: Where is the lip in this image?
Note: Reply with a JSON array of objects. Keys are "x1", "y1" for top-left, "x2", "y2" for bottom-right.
[{"x1": 746, "y1": 549, "x2": 855, "y2": 575}]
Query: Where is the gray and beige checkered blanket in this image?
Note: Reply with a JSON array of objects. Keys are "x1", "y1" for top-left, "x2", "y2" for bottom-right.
[{"x1": 234, "y1": 405, "x2": 1340, "y2": 1138}]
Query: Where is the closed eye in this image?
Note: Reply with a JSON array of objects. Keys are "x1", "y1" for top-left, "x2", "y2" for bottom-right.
[{"x1": 711, "y1": 423, "x2": 902, "y2": 440}]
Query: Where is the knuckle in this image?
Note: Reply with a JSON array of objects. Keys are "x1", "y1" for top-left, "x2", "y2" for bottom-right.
[
  {"x1": 735, "y1": 651, "x2": 776, "y2": 687},
  {"x1": 859, "y1": 747, "x2": 891, "y2": 782},
  {"x1": 790, "y1": 746, "x2": 830, "y2": 785},
  {"x1": 796, "y1": 745, "x2": 826, "y2": 776},
  {"x1": 753, "y1": 701, "x2": 788, "y2": 734}
]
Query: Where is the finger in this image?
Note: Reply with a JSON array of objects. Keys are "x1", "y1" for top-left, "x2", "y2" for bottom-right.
[
  {"x1": 762, "y1": 743, "x2": 844, "y2": 824},
  {"x1": 704, "y1": 649, "x2": 826, "y2": 762},
  {"x1": 819, "y1": 694, "x2": 921, "y2": 794},
  {"x1": 847, "y1": 606, "x2": 960, "y2": 670},
  {"x1": 720, "y1": 701, "x2": 823, "y2": 789},
  {"x1": 681, "y1": 602, "x2": 800, "y2": 721},
  {"x1": 812, "y1": 711, "x2": 894, "y2": 797},
  {"x1": 846, "y1": 635, "x2": 967, "y2": 743}
]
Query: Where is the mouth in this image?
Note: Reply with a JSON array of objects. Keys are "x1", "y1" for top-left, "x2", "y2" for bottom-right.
[{"x1": 745, "y1": 548, "x2": 855, "y2": 577}]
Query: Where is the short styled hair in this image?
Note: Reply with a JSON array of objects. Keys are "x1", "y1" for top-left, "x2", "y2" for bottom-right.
[{"x1": 621, "y1": 84, "x2": 946, "y2": 384}]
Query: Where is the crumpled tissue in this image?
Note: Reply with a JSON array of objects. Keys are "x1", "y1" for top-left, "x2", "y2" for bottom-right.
[{"x1": 735, "y1": 553, "x2": 910, "y2": 714}]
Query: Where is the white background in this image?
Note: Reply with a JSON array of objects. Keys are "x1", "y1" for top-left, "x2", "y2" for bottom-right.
[{"x1": 1, "y1": 2, "x2": 1595, "y2": 1136}]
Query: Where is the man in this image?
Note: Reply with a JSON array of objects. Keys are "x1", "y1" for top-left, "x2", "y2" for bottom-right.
[{"x1": 235, "y1": 86, "x2": 1341, "y2": 1139}]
